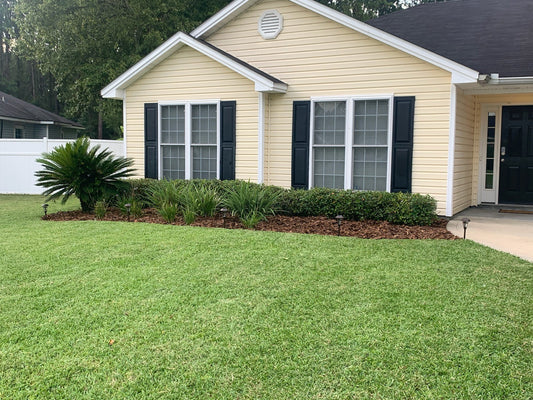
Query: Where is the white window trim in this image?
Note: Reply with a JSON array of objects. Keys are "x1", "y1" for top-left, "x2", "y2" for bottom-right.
[
  {"x1": 309, "y1": 95, "x2": 394, "y2": 191},
  {"x1": 158, "y1": 100, "x2": 220, "y2": 180},
  {"x1": 478, "y1": 104, "x2": 502, "y2": 204}
]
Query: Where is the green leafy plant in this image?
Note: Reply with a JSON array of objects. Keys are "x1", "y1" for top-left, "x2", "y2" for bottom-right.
[
  {"x1": 94, "y1": 200, "x2": 107, "y2": 220},
  {"x1": 35, "y1": 137, "x2": 134, "y2": 212},
  {"x1": 147, "y1": 179, "x2": 182, "y2": 209},
  {"x1": 159, "y1": 202, "x2": 178, "y2": 223},
  {"x1": 182, "y1": 208, "x2": 196, "y2": 225},
  {"x1": 117, "y1": 196, "x2": 143, "y2": 219},
  {"x1": 224, "y1": 181, "x2": 280, "y2": 229}
]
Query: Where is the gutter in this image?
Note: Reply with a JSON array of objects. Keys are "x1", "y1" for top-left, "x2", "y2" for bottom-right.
[{"x1": 478, "y1": 74, "x2": 533, "y2": 85}]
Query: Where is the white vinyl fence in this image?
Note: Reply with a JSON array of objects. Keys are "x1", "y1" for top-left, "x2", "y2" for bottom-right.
[{"x1": 0, "y1": 138, "x2": 125, "y2": 194}]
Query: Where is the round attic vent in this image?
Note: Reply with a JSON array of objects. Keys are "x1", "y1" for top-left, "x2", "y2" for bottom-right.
[{"x1": 258, "y1": 10, "x2": 283, "y2": 39}]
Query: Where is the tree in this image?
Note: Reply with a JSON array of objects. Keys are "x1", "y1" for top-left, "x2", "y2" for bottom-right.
[
  {"x1": 316, "y1": 0, "x2": 400, "y2": 21},
  {"x1": 14, "y1": 0, "x2": 232, "y2": 139},
  {"x1": 0, "y1": 0, "x2": 58, "y2": 111}
]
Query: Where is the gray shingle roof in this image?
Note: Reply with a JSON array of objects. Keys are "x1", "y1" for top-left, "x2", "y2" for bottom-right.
[
  {"x1": 0, "y1": 91, "x2": 83, "y2": 128},
  {"x1": 366, "y1": 0, "x2": 533, "y2": 77}
]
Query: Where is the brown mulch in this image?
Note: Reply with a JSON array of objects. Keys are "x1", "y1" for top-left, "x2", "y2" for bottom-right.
[{"x1": 44, "y1": 208, "x2": 457, "y2": 240}]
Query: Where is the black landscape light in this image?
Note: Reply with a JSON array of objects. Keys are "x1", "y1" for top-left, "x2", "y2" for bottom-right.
[
  {"x1": 220, "y1": 207, "x2": 228, "y2": 228},
  {"x1": 42, "y1": 203, "x2": 49, "y2": 218},
  {"x1": 335, "y1": 215, "x2": 344, "y2": 236},
  {"x1": 462, "y1": 217, "x2": 470, "y2": 239},
  {"x1": 125, "y1": 203, "x2": 132, "y2": 222}
]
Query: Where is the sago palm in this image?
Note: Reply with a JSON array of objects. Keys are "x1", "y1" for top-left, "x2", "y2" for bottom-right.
[{"x1": 36, "y1": 137, "x2": 135, "y2": 212}]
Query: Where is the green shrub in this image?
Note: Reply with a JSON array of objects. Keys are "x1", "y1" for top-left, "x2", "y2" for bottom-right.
[
  {"x1": 94, "y1": 200, "x2": 107, "y2": 220},
  {"x1": 147, "y1": 179, "x2": 182, "y2": 209},
  {"x1": 132, "y1": 178, "x2": 437, "y2": 226},
  {"x1": 159, "y1": 202, "x2": 178, "y2": 223},
  {"x1": 117, "y1": 196, "x2": 143, "y2": 219},
  {"x1": 35, "y1": 137, "x2": 135, "y2": 212},
  {"x1": 224, "y1": 181, "x2": 280, "y2": 228},
  {"x1": 188, "y1": 184, "x2": 219, "y2": 217},
  {"x1": 277, "y1": 188, "x2": 437, "y2": 226}
]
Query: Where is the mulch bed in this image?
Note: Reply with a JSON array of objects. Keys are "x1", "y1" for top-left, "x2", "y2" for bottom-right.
[{"x1": 44, "y1": 208, "x2": 457, "y2": 240}]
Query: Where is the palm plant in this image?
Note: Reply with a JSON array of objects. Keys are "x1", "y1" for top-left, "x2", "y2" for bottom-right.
[{"x1": 35, "y1": 137, "x2": 135, "y2": 212}]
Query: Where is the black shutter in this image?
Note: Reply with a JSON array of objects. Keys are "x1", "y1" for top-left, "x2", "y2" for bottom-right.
[
  {"x1": 144, "y1": 103, "x2": 158, "y2": 179},
  {"x1": 291, "y1": 101, "x2": 311, "y2": 189},
  {"x1": 391, "y1": 96, "x2": 415, "y2": 193},
  {"x1": 220, "y1": 101, "x2": 236, "y2": 181}
]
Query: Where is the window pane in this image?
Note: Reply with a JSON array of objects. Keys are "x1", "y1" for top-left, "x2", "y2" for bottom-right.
[
  {"x1": 314, "y1": 101, "x2": 345, "y2": 145},
  {"x1": 313, "y1": 147, "x2": 344, "y2": 189},
  {"x1": 353, "y1": 147, "x2": 387, "y2": 191},
  {"x1": 192, "y1": 145, "x2": 217, "y2": 179},
  {"x1": 162, "y1": 145, "x2": 185, "y2": 180},
  {"x1": 192, "y1": 104, "x2": 217, "y2": 145},
  {"x1": 161, "y1": 105, "x2": 184, "y2": 144},
  {"x1": 353, "y1": 100, "x2": 389, "y2": 192}
]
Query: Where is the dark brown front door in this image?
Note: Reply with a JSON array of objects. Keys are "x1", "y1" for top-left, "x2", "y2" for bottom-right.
[{"x1": 499, "y1": 106, "x2": 533, "y2": 204}]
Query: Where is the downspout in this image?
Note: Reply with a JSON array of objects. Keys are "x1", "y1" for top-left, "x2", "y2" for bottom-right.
[
  {"x1": 446, "y1": 84, "x2": 457, "y2": 217},
  {"x1": 0, "y1": 119, "x2": 3, "y2": 138},
  {"x1": 123, "y1": 92, "x2": 127, "y2": 157},
  {"x1": 258, "y1": 92, "x2": 266, "y2": 184}
]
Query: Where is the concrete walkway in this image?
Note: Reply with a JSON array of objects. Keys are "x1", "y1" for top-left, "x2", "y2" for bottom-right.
[{"x1": 447, "y1": 206, "x2": 533, "y2": 262}]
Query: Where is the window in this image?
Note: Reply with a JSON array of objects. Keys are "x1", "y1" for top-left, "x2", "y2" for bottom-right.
[
  {"x1": 311, "y1": 97, "x2": 392, "y2": 191},
  {"x1": 15, "y1": 127, "x2": 24, "y2": 139},
  {"x1": 160, "y1": 103, "x2": 218, "y2": 180}
]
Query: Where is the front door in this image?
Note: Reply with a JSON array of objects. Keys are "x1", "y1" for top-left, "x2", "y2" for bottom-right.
[{"x1": 499, "y1": 106, "x2": 533, "y2": 204}]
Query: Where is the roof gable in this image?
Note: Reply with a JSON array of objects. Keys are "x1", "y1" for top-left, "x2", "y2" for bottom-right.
[
  {"x1": 0, "y1": 91, "x2": 82, "y2": 128},
  {"x1": 101, "y1": 32, "x2": 287, "y2": 99},
  {"x1": 367, "y1": 0, "x2": 533, "y2": 78},
  {"x1": 191, "y1": 0, "x2": 479, "y2": 84}
]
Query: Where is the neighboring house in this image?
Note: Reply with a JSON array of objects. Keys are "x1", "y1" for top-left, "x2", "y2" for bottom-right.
[
  {"x1": 101, "y1": 0, "x2": 533, "y2": 216},
  {"x1": 0, "y1": 91, "x2": 83, "y2": 139}
]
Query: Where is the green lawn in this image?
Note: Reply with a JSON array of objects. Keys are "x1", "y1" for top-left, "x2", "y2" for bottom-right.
[{"x1": 0, "y1": 194, "x2": 531, "y2": 399}]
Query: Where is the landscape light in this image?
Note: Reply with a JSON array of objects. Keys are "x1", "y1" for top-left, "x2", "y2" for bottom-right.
[
  {"x1": 462, "y1": 217, "x2": 470, "y2": 239},
  {"x1": 220, "y1": 207, "x2": 228, "y2": 228},
  {"x1": 125, "y1": 203, "x2": 132, "y2": 222}
]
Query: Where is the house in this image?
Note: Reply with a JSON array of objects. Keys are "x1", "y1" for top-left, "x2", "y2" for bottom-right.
[
  {"x1": 0, "y1": 91, "x2": 83, "y2": 139},
  {"x1": 101, "y1": 0, "x2": 533, "y2": 216}
]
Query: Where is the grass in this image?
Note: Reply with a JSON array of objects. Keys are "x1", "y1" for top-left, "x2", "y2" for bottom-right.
[{"x1": 0, "y1": 194, "x2": 531, "y2": 399}]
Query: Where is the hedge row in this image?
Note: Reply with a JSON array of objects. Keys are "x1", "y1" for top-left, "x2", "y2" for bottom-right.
[{"x1": 123, "y1": 179, "x2": 437, "y2": 226}]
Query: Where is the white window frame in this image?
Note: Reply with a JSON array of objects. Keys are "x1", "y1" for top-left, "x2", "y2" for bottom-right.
[
  {"x1": 309, "y1": 95, "x2": 394, "y2": 191},
  {"x1": 158, "y1": 100, "x2": 220, "y2": 180}
]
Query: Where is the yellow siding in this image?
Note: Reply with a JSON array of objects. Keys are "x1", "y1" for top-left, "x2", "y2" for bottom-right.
[
  {"x1": 207, "y1": 0, "x2": 452, "y2": 214},
  {"x1": 124, "y1": 45, "x2": 258, "y2": 180},
  {"x1": 453, "y1": 87, "x2": 475, "y2": 214},
  {"x1": 471, "y1": 93, "x2": 533, "y2": 205}
]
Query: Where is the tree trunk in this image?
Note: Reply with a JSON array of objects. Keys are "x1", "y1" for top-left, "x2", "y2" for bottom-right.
[{"x1": 98, "y1": 111, "x2": 103, "y2": 139}]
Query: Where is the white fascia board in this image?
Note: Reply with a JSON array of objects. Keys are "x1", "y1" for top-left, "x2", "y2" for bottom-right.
[
  {"x1": 191, "y1": 0, "x2": 479, "y2": 83},
  {"x1": 101, "y1": 31, "x2": 286, "y2": 99},
  {"x1": 101, "y1": 31, "x2": 187, "y2": 99}
]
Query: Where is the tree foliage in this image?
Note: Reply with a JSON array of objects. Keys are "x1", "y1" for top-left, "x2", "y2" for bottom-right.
[
  {"x1": 316, "y1": 0, "x2": 400, "y2": 21},
  {"x1": 13, "y1": 0, "x2": 232, "y2": 138}
]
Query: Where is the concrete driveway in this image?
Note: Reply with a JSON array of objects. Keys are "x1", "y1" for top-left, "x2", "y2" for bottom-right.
[{"x1": 447, "y1": 206, "x2": 533, "y2": 262}]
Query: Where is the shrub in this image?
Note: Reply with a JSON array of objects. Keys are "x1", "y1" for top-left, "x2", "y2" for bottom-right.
[
  {"x1": 224, "y1": 181, "x2": 280, "y2": 228},
  {"x1": 117, "y1": 196, "x2": 143, "y2": 219},
  {"x1": 94, "y1": 200, "x2": 107, "y2": 220},
  {"x1": 159, "y1": 202, "x2": 178, "y2": 223},
  {"x1": 147, "y1": 179, "x2": 182, "y2": 209},
  {"x1": 278, "y1": 188, "x2": 437, "y2": 226},
  {"x1": 35, "y1": 137, "x2": 135, "y2": 212}
]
